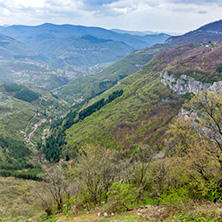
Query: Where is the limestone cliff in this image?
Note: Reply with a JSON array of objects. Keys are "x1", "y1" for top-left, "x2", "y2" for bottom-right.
[{"x1": 159, "y1": 71, "x2": 222, "y2": 94}]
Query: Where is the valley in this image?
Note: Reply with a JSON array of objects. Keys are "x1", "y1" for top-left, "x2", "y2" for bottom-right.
[{"x1": 1, "y1": 19, "x2": 222, "y2": 221}]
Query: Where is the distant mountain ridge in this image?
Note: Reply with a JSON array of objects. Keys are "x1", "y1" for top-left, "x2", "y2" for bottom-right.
[
  {"x1": 0, "y1": 33, "x2": 37, "y2": 60},
  {"x1": 166, "y1": 19, "x2": 222, "y2": 44},
  {"x1": 0, "y1": 23, "x2": 170, "y2": 69},
  {"x1": 57, "y1": 20, "x2": 222, "y2": 104},
  {"x1": 0, "y1": 23, "x2": 170, "y2": 51},
  {"x1": 33, "y1": 34, "x2": 134, "y2": 68},
  {"x1": 111, "y1": 28, "x2": 182, "y2": 36},
  {"x1": 111, "y1": 28, "x2": 159, "y2": 36}
]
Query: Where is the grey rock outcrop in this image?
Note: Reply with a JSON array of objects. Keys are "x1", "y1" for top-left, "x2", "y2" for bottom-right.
[{"x1": 159, "y1": 71, "x2": 222, "y2": 94}]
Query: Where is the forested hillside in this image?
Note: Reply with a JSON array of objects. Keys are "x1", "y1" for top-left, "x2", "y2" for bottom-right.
[
  {"x1": 54, "y1": 42, "x2": 222, "y2": 157},
  {"x1": 28, "y1": 37, "x2": 222, "y2": 221},
  {"x1": 2, "y1": 20, "x2": 222, "y2": 221},
  {"x1": 57, "y1": 20, "x2": 222, "y2": 105},
  {"x1": 0, "y1": 82, "x2": 70, "y2": 183}
]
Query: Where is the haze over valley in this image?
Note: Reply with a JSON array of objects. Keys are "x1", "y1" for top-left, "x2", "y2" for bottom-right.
[{"x1": 1, "y1": 1, "x2": 222, "y2": 220}]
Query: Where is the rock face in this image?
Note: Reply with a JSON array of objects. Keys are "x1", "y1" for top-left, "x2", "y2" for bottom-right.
[
  {"x1": 178, "y1": 108, "x2": 200, "y2": 122},
  {"x1": 159, "y1": 71, "x2": 222, "y2": 94}
]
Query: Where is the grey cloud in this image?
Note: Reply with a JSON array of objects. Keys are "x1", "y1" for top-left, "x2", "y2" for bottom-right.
[
  {"x1": 81, "y1": 0, "x2": 130, "y2": 16},
  {"x1": 198, "y1": 10, "x2": 207, "y2": 14},
  {"x1": 83, "y1": 0, "x2": 119, "y2": 6}
]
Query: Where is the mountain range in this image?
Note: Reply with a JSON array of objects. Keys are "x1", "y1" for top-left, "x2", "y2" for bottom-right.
[
  {"x1": 57, "y1": 20, "x2": 222, "y2": 104},
  {"x1": 2, "y1": 19, "x2": 222, "y2": 220},
  {"x1": 2, "y1": 19, "x2": 222, "y2": 155},
  {"x1": 0, "y1": 23, "x2": 170, "y2": 90}
]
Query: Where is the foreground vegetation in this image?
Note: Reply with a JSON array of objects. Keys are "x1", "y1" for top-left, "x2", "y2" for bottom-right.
[{"x1": 1, "y1": 90, "x2": 221, "y2": 221}]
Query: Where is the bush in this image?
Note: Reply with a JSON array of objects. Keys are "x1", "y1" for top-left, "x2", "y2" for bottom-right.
[
  {"x1": 216, "y1": 63, "x2": 222, "y2": 73},
  {"x1": 158, "y1": 187, "x2": 189, "y2": 207},
  {"x1": 104, "y1": 182, "x2": 137, "y2": 213}
]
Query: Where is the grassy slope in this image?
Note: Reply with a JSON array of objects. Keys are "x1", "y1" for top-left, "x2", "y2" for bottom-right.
[
  {"x1": 65, "y1": 64, "x2": 184, "y2": 153},
  {"x1": 65, "y1": 42, "x2": 222, "y2": 154}
]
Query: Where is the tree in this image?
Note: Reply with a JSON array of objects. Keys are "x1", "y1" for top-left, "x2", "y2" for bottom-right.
[
  {"x1": 193, "y1": 90, "x2": 222, "y2": 165},
  {"x1": 164, "y1": 90, "x2": 222, "y2": 200},
  {"x1": 165, "y1": 117, "x2": 217, "y2": 199},
  {"x1": 36, "y1": 165, "x2": 70, "y2": 215},
  {"x1": 125, "y1": 145, "x2": 157, "y2": 199},
  {"x1": 74, "y1": 145, "x2": 119, "y2": 206}
]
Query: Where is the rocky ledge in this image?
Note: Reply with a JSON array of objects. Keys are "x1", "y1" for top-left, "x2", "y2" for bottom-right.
[{"x1": 160, "y1": 71, "x2": 222, "y2": 94}]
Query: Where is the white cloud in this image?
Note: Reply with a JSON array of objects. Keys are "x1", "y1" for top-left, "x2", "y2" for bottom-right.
[
  {"x1": 4, "y1": 0, "x2": 45, "y2": 9},
  {"x1": 0, "y1": 0, "x2": 220, "y2": 33}
]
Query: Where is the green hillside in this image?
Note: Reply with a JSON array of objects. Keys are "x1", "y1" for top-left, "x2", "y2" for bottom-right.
[
  {"x1": 64, "y1": 58, "x2": 184, "y2": 154},
  {"x1": 0, "y1": 81, "x2": 70, "y2": 162},
  {"x1": 57, "y1": 20, "x2": 222, "y2": 105},
  {"x1": 0, "y1": 33, "x2": 37, "y2": 60},
  {"x1": 25, "y1": 40, "x2": 222, "y2": 221},
  {"x1": 54, "y1": 41, "x2": 222, "y2": 157},
  {"x1": 56, "y1": 43, "x2": 172, "y2": 104}
]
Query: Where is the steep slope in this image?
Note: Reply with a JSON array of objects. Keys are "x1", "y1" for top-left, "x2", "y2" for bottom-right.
[
  {"x1": 61, "y1": 42, "x2": 222, "y2": 156},
  {"x1": 57, "y1": 20, "x2": 222, "y2": 104},
  {"x1": 65, "y1": 75, "x2": 183, "y2": 152}
]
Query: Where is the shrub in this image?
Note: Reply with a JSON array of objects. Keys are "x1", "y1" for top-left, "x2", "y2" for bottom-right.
[
  {"x1": 104, "y1": 182, "x2": 137, "y2": 213},
  {"x1": 216, "y1": 63, "x2": 222, "y2": 73}
]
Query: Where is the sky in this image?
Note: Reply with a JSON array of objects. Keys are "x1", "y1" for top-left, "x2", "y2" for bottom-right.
[{"x1": 0, "y1": 0, "x2": 222, "y2": 33}]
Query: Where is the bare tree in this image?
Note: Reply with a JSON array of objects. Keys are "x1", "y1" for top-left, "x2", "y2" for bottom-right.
[
  {"x1": 35, "y1": 164, "x2": 70, "y2": 215},
  {"x1": 75, "y1": 145, "x2": 119, "y2": 205}
]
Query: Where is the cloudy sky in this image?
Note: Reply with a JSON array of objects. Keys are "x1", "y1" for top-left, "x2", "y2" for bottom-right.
[{"x1": 0, "y1": 0, "x2": 221, "y2": 33}]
